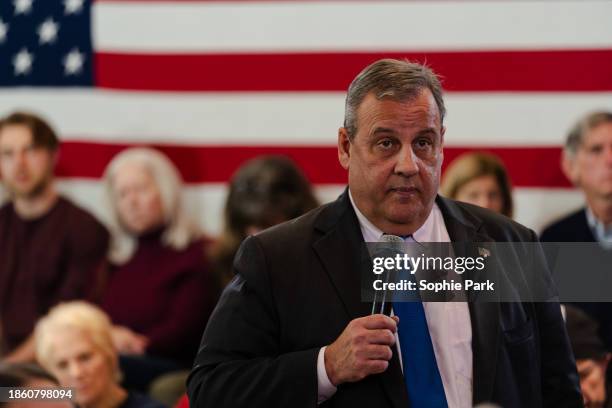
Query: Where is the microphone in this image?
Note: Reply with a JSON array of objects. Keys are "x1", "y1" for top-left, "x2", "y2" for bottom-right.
[{"x1": 370, "y1": 234, "x2": 404, "y2": 316}]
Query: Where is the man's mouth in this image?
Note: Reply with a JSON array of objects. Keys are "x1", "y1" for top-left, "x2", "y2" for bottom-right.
[{"x1": 389, "y1": 186, "x2": 419, "y2": 195}]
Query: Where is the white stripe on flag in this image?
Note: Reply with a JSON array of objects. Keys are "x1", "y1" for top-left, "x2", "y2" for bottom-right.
[
  {"x1": 2, "y1": 90, "x2": 610, "y2": 146},
  {"x1": 93, "y1": 1, "x2": 612, "y2": 53}
]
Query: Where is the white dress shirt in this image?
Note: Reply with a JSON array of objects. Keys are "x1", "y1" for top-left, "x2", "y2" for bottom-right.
[
  {"x1": 317, "y1": 191, "x2": 473, "y2": 407},
  {"x1": 586, "y1": 206, "x2": 612, "y2": 248}
]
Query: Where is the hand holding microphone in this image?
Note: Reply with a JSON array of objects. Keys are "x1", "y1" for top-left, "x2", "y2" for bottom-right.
[
  {"x1": 323, "y1": 235, "x2": 407, "y2": 385},
  {"x1": 324, "y1": 314, "x2": 399, "y2": 385}
]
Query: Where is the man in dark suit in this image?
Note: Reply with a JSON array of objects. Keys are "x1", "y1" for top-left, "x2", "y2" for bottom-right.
[
  {"x1": 541, "y1": 111, "x2": 612, "y2": 244},
  {"x1": 541, "y1": 111, "x2": 612, "y2": 354},
  {"x1": 188, "y1": 59, "x2": 582, "y2": 407}
]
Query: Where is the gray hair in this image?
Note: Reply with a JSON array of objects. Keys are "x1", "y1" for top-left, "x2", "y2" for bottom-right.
[
  {"x1": 343, "y1": 59, "x2": 446, "y2": 139},
  {"x1": 103, "y1": 147, "x2": 201, "y2": 264},
  {"x1": 565, "y1": 111, "x2": 612, "y2": 158}
]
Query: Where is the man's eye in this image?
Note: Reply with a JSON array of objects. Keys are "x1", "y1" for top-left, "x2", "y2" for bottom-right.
[
  {"x1": 588, "y1": 145, "x2": 603, "y2": 154},
  {"x1": 414, "y1": 138, "x2": 432, "y2": 149},
  {"x1": 378, "y1": 139, "x2": 394, "y2": 149}
]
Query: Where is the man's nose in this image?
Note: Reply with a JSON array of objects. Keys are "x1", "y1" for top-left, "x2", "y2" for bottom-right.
[
  {"x1": 604, "y1": 145, "x2": 612, "y2": 166},
  {"x1": 14, "y1": 151, "x2": 27, "y2": 168},
  {"x1": 394, "y1": 146, "x2": 419, "y2": 176}
]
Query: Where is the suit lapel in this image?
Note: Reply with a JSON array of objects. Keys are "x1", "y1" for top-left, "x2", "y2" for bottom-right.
[
  {"x1": 437, "y1": 197, "x2": 501, "y2": 405},
  {"x1": 312, "y1": 191, "x2": 371, "y2": 320},
  {"x1": 312, "y1": 190, "x2": 408, "y2": 408}
]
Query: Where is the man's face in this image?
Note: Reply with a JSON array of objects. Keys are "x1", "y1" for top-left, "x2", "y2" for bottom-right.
[
  {"x1": 0, "y1": 124, "x2": 55, "y2": 198},
  {"x1": 338, "y1": 89, "x2": 445, "y2": 235},
  {"x1": 564, "y1": 122, "x2": 612, "y2": 202}
]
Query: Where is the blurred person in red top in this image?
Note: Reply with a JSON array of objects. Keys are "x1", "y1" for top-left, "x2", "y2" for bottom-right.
[
  {"x1": 0, "y1": 111, "x2": 109, "y2": 363},
  {"x1": 100, "y1": 147, "x2": 218, "y2": 390}
]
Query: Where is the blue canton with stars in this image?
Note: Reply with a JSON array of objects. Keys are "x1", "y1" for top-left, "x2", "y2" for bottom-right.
[{"x1": 0, "y1": 0, "x2": 93, "y2": 86}]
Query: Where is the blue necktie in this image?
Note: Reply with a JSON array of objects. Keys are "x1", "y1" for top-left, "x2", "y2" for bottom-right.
[{"x1": 392, "y1": 236, "x2": 448, "y2": 408}]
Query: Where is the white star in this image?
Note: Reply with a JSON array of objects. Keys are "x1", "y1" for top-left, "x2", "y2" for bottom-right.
[
  {"x1": 13, "y1": 48, "x2": 33, "y2": 76},
  {"x1": 13, "y1": 0, "x2": 33, "y2": 15},
  {"x1": 0, "y1": 19, "x2": 8, "y2": 44},
  {"x1": 38, "y1": 18, "x2": 59, "y2": 44},
  {"x1": 63, "y1": 48, "x2": 84, "y2": 76},
  {"x1": 64, "y1": 0, "x2": 84, "y2": 15}
]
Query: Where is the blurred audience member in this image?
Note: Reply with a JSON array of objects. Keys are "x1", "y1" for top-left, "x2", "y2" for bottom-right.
[
  {"x1": 541, "y1": 111, "x2": 612, "y2": 244},
  {"x1": 210, "y1": 155, "x2": 319, "y2": 286},
  {"x1": 565, "y1": 305, "x2": 612, "y2": 408},
  {"x1": 101, "y1": 148, "x2": 217, "y2": 390},
  {"x1": 541, "y1": 111, "x2": 612, "y2": 351},
  {"x1": 35, "y1": 301, "x2": 165, "y2": 408},
  {"x1": 440, "y1": 152, "x2": 513, "y2": 217},
  {"x1": 0, "y1": 362, "x2": 71, "y2": 408},
  {"x1": 0, "y1": 111, "x2": 109, "y2": 363}
]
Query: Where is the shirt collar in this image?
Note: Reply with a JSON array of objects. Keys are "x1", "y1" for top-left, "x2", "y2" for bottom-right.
[
  {"x1": 586, "y1": 206, "x2": 612, "y2": 245},
  {"x1": 348, "y1": 189, "x2": 442, "y2": 243}
]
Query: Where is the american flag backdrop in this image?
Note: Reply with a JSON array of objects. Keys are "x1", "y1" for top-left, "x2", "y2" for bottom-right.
[{"x1": 0, "y1": 0, "x2": 611, "y2": 235}]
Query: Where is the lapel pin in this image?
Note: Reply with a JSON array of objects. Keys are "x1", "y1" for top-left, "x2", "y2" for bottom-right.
[{"x1": 478, "y1": 247, "x2": 491, "y2": 258}]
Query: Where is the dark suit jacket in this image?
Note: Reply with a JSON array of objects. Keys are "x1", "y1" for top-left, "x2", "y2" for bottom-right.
[
  {"x1": 188, "y1": 191, "x2": 582, "y2": 408},
  {"x1": 541, "y1": 208, "x2": 612, "y2": 351},
  {"x1": 540, "y1": 208, "x2": 595, "y2": 243}
]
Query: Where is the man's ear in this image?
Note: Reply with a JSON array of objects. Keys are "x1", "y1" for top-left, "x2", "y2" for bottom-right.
[
  {"x1": 440, "y1": 126, "x2": 446, "y2": 160},
  {"x1": 561, "y1": 151, "x2": 579, "y2": 185},
  {"x1": 338, "y1": 127, "x2": 351, "y2": 170}
]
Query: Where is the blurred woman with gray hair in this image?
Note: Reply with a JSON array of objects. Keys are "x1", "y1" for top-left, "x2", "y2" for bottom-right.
[{"x1": 100, "y1": 147, "x2": 218, "y2": 390}]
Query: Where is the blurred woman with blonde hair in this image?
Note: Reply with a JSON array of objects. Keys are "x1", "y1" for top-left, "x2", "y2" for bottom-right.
[
  {"x1": 441, "y1": 152, "x2": 514, "y2": 218},
  {"x1": 35, "y1": 301, "x2": 164, "y2": 408}
]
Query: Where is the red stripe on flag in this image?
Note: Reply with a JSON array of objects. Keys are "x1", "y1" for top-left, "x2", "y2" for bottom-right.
[
  {"x1": 56, "y1": 142, "x2": 571, "y2": 188},
  {"x1": 95, "y1": 49, "x2": 612, "y2": 92}
]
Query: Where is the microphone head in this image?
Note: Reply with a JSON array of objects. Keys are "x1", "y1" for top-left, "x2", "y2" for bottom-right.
[
  {"x1": 370, "y1": 234, "x2": 405, "y2": 316},
  {"x1": 380, "y1": 234, "x2": 404, "y2": 243},
  {"x1": 376, "y1": 234, "x2": 405, "y2": 257}
]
